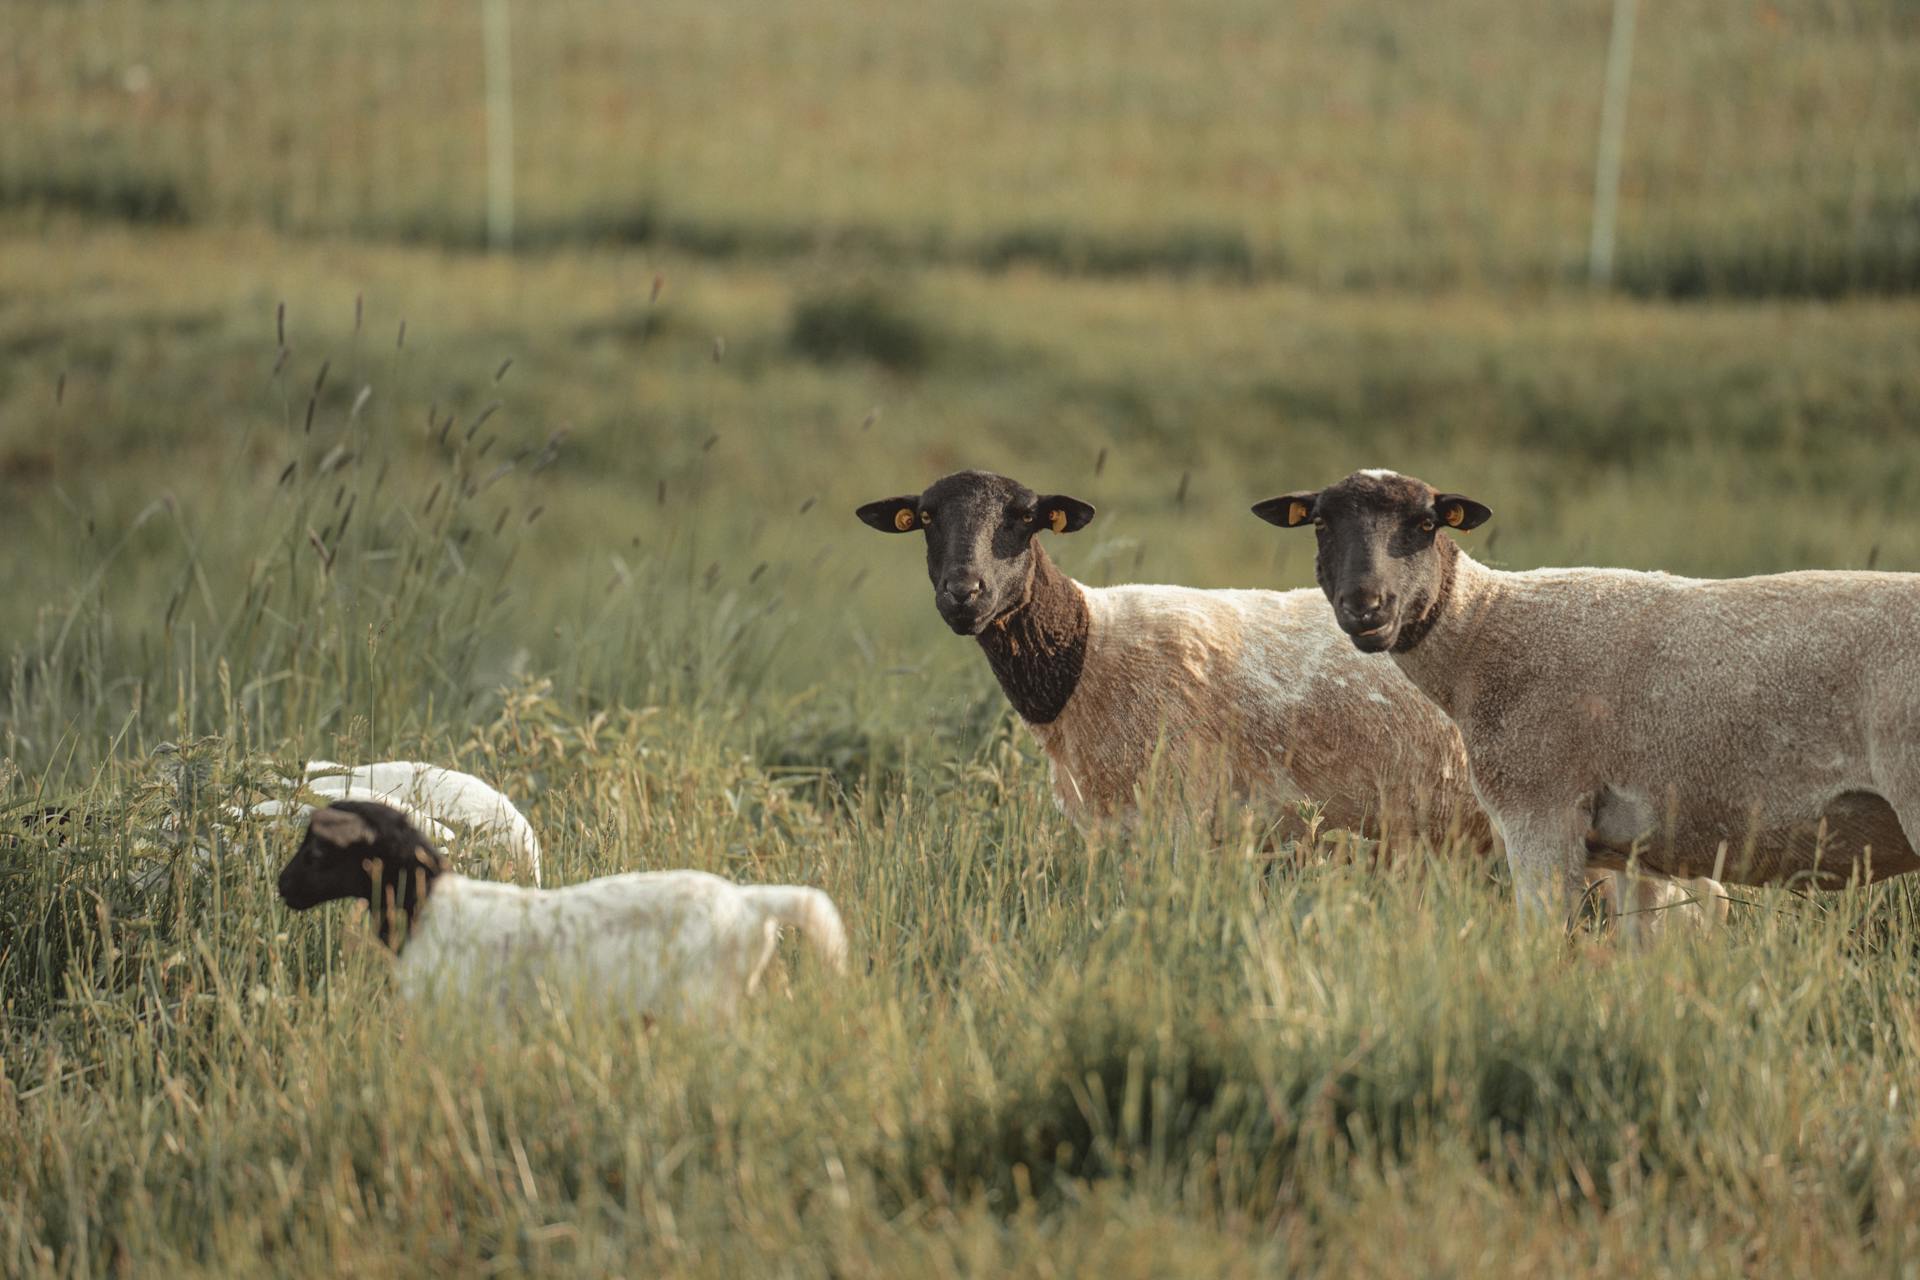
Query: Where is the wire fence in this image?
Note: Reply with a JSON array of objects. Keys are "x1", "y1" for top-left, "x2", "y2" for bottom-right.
[{"x1": 3, "y1": 0, "x2": 1918, "y2": 294}]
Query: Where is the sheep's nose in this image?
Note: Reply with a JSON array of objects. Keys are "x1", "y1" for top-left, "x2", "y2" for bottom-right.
[
  {"x1": 940, "y1": 574, "x2": 985, "y2": 604},
  {"x1": 1338, "y1": 589, "x2": 1390, "y2": 628}
]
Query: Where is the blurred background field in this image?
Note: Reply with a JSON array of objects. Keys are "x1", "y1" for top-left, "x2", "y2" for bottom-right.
[
  {"x1": 5, "y1": 0, "x2": 1919, "y2": 293},
  {"x1": 5, "y1": 1, "x2": 1920, "y2": 1274}
]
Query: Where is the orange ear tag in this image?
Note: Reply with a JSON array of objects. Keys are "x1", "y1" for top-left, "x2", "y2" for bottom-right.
[
  {"x1": 1049, "y1": 509, "x2": 1068, "y2": 533},
  {"x1": 1445, "y1": 505, "x2": 1465, "y2": 527},
  {"x1": 1288, "y1": 501, "x2": 1309, "y2": 526},
  {"x1": 894, "y1": 508, "x2": 915, "y2": 531}
]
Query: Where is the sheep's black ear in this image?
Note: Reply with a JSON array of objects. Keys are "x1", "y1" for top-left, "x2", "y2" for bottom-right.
[
  {"x1": 310, "y1": 805, "x2": 377, "y2": 848},
  {"x1": 855, "y1": 497, "x2": 922, "y2": 533},
  {"x1": 1033, "y1": 495, "x2": 1095, "y2": 534},
  {"x1": 1432, "y1": 494, "x2": 1491, "y2": 532},
  {"x1": 1252, "y1": 492, "x2": 1319, "y2": 528}
]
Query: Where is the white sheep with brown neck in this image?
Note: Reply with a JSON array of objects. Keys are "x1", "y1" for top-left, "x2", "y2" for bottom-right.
[
  {"x1": 1250, "y1": 467, "x2": 1920, "y2": 925},
  {"x1": 277, "y1": 801, "x2": 848, "y2": 1019},
  {"x1": 855, "y1": 469, "x2": 1490, "y2": 845}
]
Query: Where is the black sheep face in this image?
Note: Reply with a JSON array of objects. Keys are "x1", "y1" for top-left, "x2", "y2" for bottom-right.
[
  {"x1": 278, "y1": 800, "x2": 447, "y2": 947},
  {"x1": 1253, "y1": 470, "x2": 1490, "y2": 654},
  {"x1": 855, "y1": 470, "x2": 1095, "y2": 635}
]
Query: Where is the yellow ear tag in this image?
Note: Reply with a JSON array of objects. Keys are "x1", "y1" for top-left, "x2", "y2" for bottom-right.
[
  {"x1": 894, "y1": 508, "x2": 916, "y2": 532},
  {"x1": 1049, "y1": 509, "x2": 1068, "y2": 534},
  {"x1": 1288, "y1": 501, "x2": 1309, "y2": 527},
  {"x1": 1444, "y1": 504, "x2": 1465, "y2": 528}
]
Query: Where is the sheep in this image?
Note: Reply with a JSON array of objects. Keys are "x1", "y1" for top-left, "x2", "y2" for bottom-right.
[
  {"x1": 854, "y1": 470, "x2": 1714, "y2": 935},
  {"x1": 254, "y1": 759, "x2": 542, "y2": 885},
  {"x1": 276, "y1": 800, "x2": 848, "y2": 1020},
  {"x1": 855, "y1": 469, "x2": 1491, "y2": 846},
  {"x1": 23, "y1": 749, "x2": 545, "y2": 897},
  {"x1": 1249, "y1": 467, "x2": 1913, "y2": 924}
]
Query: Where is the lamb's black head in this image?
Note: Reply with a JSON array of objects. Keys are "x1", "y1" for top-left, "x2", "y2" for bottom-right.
[
  {"x1": 1252, "y1": 469, "x2": 1490, "y2": 654},
  {"x1": 855, "y1": 470, "x2": 1094, "y2": 635},
  {"x1": 278, "y1": 800, "x2": 448, "y2": 948}
]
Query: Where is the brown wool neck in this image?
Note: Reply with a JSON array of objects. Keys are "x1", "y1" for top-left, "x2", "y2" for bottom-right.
[{"x1": 975, "y1": 544, "x2": 1090, "y2": 725}]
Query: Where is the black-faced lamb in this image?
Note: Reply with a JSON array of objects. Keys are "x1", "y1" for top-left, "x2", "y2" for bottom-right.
[{"x1": 276, "y1": 801, "x2": 847, "y2": 1019}]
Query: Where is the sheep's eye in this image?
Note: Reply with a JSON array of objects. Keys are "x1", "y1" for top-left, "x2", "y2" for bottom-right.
[
  {"x1": 1312, "y1": 517, "x2": 1326, "y2": 529},
  {"x1": 919, "y1": 510, "x2": 933, "y2": 526},
  {"x1": 1419, "y1": 518, "x2": 1437, "y2": 533}
]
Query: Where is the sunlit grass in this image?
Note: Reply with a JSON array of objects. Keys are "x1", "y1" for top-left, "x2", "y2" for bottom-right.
[
  {"x1": 4, "y1": 205, "x2": 1920, "y2": 1271},
  {"x1": 7, "y1": 715, "x2": 1920, "y2": 1272}
]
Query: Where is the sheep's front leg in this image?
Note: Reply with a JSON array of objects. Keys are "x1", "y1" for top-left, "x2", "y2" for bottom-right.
[{"x1": 1497, "y1": 809, "x2": 1591, "y2": 929}]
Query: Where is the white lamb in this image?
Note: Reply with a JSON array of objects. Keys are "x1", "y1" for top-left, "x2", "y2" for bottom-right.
[
  {"x1": 257, "y1": 759, "x2": 543, "y2": 884},
  {"x1": 276, "y1": 800, "x2": 848, "y2": 1020}
]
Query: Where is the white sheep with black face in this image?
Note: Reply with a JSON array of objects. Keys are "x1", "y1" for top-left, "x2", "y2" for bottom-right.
[
  {"x1": 277, "y1": 801, "x2": 848, "y2": 1020},
  {"x1": 1249, "y1": 467, "x2": 1920, "y2": 926},
  {"x1": 854, "y1": 469, "x2": 1719, "y2": 938}
]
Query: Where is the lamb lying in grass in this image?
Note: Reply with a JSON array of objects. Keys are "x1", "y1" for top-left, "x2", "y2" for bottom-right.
[
  {"x1": 106, "y1": 750, "x2": 544, "y2": 891},
  {"x1": 251, "y1": 759, "x2": 543, "y2": 885},
  {"x1": 276, "y1": 800, "x2": 848, "y2": 1019}
]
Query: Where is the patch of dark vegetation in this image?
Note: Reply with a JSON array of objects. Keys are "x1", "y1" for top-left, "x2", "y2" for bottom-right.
[
  {"x1": 891, "y1": 993, "x2": 1703, "y2": 1218},
  {"x1": 977, "y1": 222, "x2": 1259, "y2": 281},
  {"x1": 0, "y1": 800, "x2": 150, "y2": 1021},
  {"x1": 1612, "y1": 221, "x2": 1920, "y2": 300},
  {"x1": 0, "y1": 170, "x2": 190, "y2": 225},
  {"x1": 758, "y1": 687, "x2": 1011, "y2": 810},
  {"x1": 758, "y1": 716, "x2": 909, "y2": 806},
  {"x1": 345, "y1": 202, "x2": 1266, "y2": 285},
  {"x1": 788, "y1": 284, "x2": 936, "y2": 373}
]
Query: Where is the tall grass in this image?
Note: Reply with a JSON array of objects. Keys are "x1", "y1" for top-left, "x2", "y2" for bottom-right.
[{"x1": 8, "y1": 729, "x2": 1920, "y2": 1273}]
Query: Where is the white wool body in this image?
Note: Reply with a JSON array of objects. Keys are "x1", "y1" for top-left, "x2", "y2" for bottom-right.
[
  {"x1": 394, "y1": 870, "x2": 849, "y2": 1019},
  {"x1": 1029, "y1": 578, "x2": 1484, "y2": 841},
  {"x1": 1393, "y1": 552, "x2": 1920, "y2": 914},
  {"x1": 298, "y1": 761, "x2": 543, "y2": 884},
  {"x1": 1038, "y1": 577, "x2": 1721, "y2": 934}
]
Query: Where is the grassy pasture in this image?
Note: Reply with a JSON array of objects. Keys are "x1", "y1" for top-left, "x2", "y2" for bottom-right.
[
  {"x1": 5, "y1": 0, "x2": 1920, "y2": 1272},
  {"x1": 4, "y1": 216, "x2": 1920, "y2": 1275}
]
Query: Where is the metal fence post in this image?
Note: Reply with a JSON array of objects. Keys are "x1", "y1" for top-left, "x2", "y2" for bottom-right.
[
  {"x1": 481, "y1": 0, "x2": 515, "y2": 250},
  {"x1": 1588, "y1": 0, "x2": 1639, "y2": 288}
]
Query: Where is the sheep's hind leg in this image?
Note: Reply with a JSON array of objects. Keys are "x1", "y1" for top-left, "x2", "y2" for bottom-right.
[
  {"x1": 1865, "y1": 695, "x2": 1920, "y2": 879},
  {"x1": 1888, "y1": 790, "x2": 1920, "y2": 880}
]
